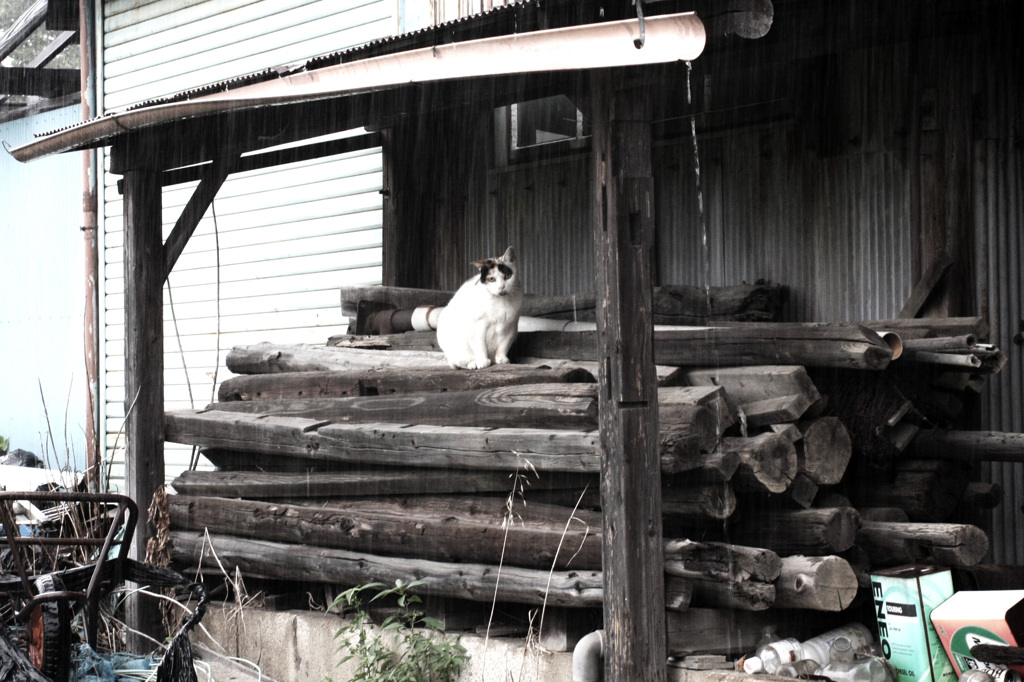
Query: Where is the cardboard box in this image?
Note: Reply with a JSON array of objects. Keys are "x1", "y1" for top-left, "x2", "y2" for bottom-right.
[
  {"x1": 930, "y1": 589, "x2": 1024, "y2": 677},
  {"x1": 871, "y1": 566, "x2": 958, "y2": 682}
]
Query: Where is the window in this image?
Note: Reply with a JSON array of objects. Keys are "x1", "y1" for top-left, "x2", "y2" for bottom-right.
[{"x1": 495, "y1": 95, "x2": 589, "y2": 164}]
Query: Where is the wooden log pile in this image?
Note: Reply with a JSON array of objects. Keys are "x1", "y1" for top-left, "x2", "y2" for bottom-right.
[{"x1": 165, "y1": 285, "x2": 1017, "y2": 656}]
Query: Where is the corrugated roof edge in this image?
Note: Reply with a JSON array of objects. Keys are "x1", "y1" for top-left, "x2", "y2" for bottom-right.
[{"x1": 31, "y1": 1, "x2": 533, "y2": 140}]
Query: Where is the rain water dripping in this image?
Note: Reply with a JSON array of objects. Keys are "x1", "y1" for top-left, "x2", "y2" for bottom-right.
[{"x1": 686, "y1": 60, "x2": 736, "y2": 610}]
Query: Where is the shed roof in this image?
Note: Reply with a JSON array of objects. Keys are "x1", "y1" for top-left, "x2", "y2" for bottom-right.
[{"x1": 9, "y1": 0, "x2": 709, "y2": 164}]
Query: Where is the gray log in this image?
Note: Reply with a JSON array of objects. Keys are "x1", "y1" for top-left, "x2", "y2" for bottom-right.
[
  {"x1": 722, "y1": 432, "x2": 798, "y2": 493},
  {"x1": 170, "y1": 531, "x2": 604, "y2": 608},
  {"x1": 857, "y1": 520, "x2": 989, "y2": 567},
  {"x1": 795, "y1": 417, "x2": 852, "y2": 486},
  {"x1": 773, "y1": 555, "x2": 859, "y2": 611},
  {"x1": 169, "y1": 468, "x2": 592, "y2": 499},
  {"x1": 727, "y1": 507, "x2": 861, "y2": 555},
  {"x1": 907, "y1": 430, "x2": 1024, "y2": 463},
  {"x1": 513, "y1": 323, "x2": 893, "y2": 370},
  {"x1": 168, "y1": 495, "x2": 601, "y2": 570}
]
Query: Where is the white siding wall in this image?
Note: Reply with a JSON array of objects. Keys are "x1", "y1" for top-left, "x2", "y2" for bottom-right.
[{"x1": 99, "y1": 0, "x2": 394, "y2": 488}]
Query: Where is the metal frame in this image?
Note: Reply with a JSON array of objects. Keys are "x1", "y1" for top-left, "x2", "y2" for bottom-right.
[{"x1": 0, "y1": 491, "x2": 137, "y2": 647}]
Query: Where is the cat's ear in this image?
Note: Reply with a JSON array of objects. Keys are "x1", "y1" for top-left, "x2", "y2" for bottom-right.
[
  {"x1": 471, "y1": 258, "x2": 493, "y2": 270},
  {"x1": 501, "y1": 247, "x2": 516, "y2": 263}
]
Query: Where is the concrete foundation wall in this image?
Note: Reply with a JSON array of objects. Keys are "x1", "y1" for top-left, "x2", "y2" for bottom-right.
[{"x1": 195, "y1": 604, "x2": 574, "y2": 681}]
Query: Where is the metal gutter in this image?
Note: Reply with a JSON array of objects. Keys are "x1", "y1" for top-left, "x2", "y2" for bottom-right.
[{"x1": 8, "y1": 11, "x2": 705, "y2": 163}]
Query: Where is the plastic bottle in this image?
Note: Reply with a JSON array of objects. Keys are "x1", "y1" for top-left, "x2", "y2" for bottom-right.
[
  {"x1": 777, "y1": 659, "x2": 823, "y2": 678},
  {"x1": 742, "y1": 623, "x2": 874, "y2": 674},
  {"x1": 818, "y1": 657, "x2": 891, "y2": 682},
  {"x1": 743, "y1": 638, "x2": 803, "y2": 674},
  {"x1": 829, "y1": 635, "x2": 856, "y2": 663},
  {"x1": 800, "y1": 623, "x2": 874, "y2": 666}
]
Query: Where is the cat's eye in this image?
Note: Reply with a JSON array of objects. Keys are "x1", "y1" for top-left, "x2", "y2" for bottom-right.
[{"x1": 487, "y1": 276, "x2": 496, "y2": 282}]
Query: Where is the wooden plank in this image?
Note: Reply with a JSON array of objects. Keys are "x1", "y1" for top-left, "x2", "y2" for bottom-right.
[
  {"x1": 216, "y1": 365, "x2": 595, "y2": 401},
  {"x1": 170, "y1": 531, "x2": 605, "y2": 608},
  {"x1": 206, "y1": 383, "x2": 599, "y2": 430},
  {"x1": 165, "y1": 410, "x2": 602, "y2": 472},
  {"x1": 683, "y1": 365, "x2": 821, "y2": 406},
  {"x1": 198, "y1": 390, "x2": 716, "y2": 473},
  {"x1": 591, "y1": 69, "x2": 666, "y2": 681}
]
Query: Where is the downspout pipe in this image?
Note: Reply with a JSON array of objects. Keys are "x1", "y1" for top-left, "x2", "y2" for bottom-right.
[
  {"x1": 573, "y1": 629, "x2": 605, "y2": 682},
  {"x1": 79, "y1": 0, "x2": 100, "y2": 490}
]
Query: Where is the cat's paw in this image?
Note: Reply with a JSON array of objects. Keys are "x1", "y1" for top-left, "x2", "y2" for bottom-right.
[
  {"x1": 466, "y1": 358, "x2": 492, "y2": 370},
  {"x1": 494, "y1": 355, "x2": 510, "y2": 365}
]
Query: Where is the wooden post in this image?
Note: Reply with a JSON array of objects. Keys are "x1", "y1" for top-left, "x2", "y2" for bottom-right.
[
  {"x1": 117, "y1": 138, "x2": 166, "y2": 648},
  {"x1": 591, "y1": 68, "x2": 667, "y2": 681}
]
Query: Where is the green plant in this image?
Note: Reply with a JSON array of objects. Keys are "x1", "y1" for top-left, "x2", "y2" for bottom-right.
[
  {"x1": 0, "y1": 434, "x2": 8, "y2": 454},
  {"x1": 326, "y1": 579, "x2": 469, "y2": 682}
]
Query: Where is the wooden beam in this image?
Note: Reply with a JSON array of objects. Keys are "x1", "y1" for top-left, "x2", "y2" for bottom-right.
[
  {"x1": 591, "y1": 68, "x2": 667, "y2": 681},
  {"x1": 0, "y1": 0, "x2": 46, "y2": 62},
  {"x1": 162, "y1": 155, "x2": 233, "y2": 281},
  {"x1": 159, "y1": 133, "x2": 381, "y2": 187},
  {"x1": 898, "y1": 251, "x2": 955, "y2": 318},
  {"x1": 119, "y1": 144, "x2": 165, "y2": 647}
]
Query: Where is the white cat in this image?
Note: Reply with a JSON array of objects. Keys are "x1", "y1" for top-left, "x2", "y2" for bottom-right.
[{"x1": 437, "y1": 247, "x2": 523, "y2": 370}]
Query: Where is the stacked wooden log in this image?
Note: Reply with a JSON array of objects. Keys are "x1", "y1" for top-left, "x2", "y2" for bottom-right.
[{"x1": 165, "y1": 285, "x2": 1017, "y2": 656}]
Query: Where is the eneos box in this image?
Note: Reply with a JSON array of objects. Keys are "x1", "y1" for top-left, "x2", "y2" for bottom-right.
[
  {"x1": 871, "y1": 565, "x2": 957, "y2": 682},
  {"x1": 930, "y1": 589, "x2": 1024, "y2": 678}
]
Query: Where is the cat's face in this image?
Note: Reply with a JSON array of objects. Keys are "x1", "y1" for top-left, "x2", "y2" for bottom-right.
[{"x1": 472, "y1": 246, "x2": 518, "y2": 297}]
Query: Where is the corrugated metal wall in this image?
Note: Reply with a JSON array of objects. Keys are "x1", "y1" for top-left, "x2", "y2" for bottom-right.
[
  {"x1": 0, "y1": 105, "x2": 88, "y2": 469},
  {"x1": 99, "y1": 0, "x2": 393, "y2": 488},
  {"x1": 976, "y1": 139, "x2": 1024, "y2": 564},
  {"x1": 473, "y1": 129, "x2": 912, "y2": 325}
]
